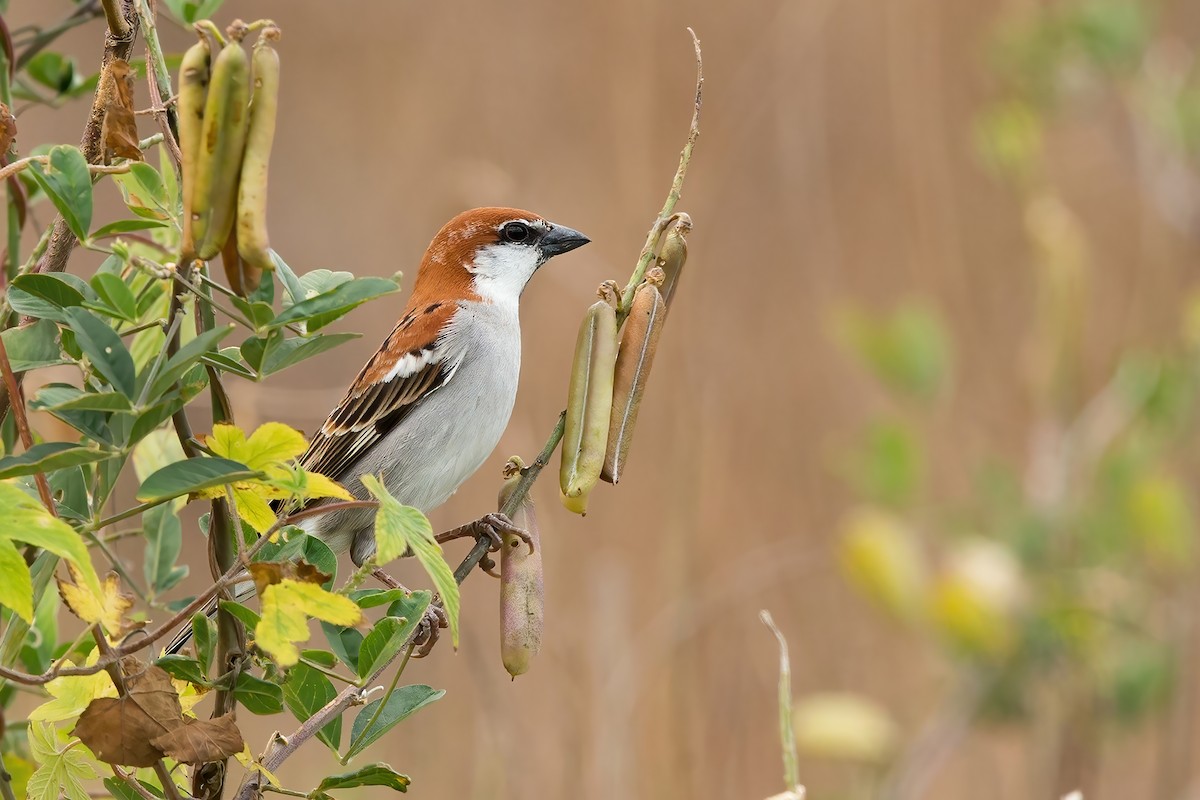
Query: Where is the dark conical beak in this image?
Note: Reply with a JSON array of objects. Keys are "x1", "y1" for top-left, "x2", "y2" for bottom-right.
[{"x1": 540, "y1": 223, "x2": 590, "y2": 258}]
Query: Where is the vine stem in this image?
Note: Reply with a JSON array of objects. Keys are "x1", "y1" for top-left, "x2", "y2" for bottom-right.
[{"x1": 0, "y1": 156, "x2": 131, "y2": 188}]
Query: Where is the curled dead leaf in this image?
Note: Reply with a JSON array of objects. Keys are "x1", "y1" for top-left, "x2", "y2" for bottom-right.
[
  {"x1": 0, "y1": 101, "x2": 15, "y2": 155},
  {"x1": 248, "y1": 560, "x2": 331, "y2": 596},
  {"x1": 99, "y1": 59, "x2": 142, "y2": 164},
  {"x1": 72, "y1": 666, "x2": 183, "y2": 767},
  {"x1": 150, "y1": 713, "x2": 244, "y2": 764}
]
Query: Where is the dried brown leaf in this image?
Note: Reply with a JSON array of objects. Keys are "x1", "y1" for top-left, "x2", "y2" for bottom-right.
[
  {"x1": 150, "y1": 714, "x2": 244, "y2": 764},
  {"x1": 0, "y1": 102, "x2": 15, "y2": 155},
  {"x1": 72, "y1": 666, "x2": 183, "y2": 767},
  {"x1": 100, "y1": 60, "x2": 141, "y2": 164}
]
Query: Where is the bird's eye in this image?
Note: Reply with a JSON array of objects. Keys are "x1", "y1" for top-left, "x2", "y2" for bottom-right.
[{"x1": 502, "y1": 222, "x2": 531, "y2": 243}]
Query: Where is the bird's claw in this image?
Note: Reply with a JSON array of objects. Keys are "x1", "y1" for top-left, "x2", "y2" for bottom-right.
[
  {"x1": 411, "y1": 600, "x2": 449, "y2": 658},
  {"x1": 478, "y1": 512, "x2": 534, "y2": 555}
]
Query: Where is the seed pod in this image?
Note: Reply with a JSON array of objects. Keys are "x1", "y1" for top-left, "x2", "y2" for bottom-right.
[
  {"x1": 560, "y1": 284, "x2": 619, "y2": 515},
  {"x1": 221, "y1": 217, "x2": 260, "y2": 296},
  {"x1": 657, "y1": 213, "x2": 691, "y2": 309},
  {"x1": 177, "y1": 38, "x2": 211, "y2": 261},
  {"x1": 236, "y1": 31, "x2": 280, "y2": 277},
  {"x1": 497, "y1": 458, "x2": 543, "y2": 678},
  {"x1": 192, "y1": 42, "x2": 251, "y2": 261},
  {"x1": 602, "y1": 272, "x2": 666, "y2": 484}
]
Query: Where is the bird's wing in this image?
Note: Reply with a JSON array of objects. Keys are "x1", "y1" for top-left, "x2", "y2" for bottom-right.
[{"x1": 298, "y1": 301, "x2": 461, "y2": 482}]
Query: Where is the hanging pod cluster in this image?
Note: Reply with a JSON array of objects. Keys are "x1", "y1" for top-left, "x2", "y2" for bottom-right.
[
  {"x1": 559, "y1": 213, "x2": 693, "y2": 514},
  {"x1": 178, "y1": 21, "x2": 281, "y2": 296}
]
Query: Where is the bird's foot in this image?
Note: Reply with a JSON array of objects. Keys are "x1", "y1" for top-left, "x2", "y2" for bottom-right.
[
  {"x1": 435, "y1": 512, "x2": 533, "y2": 562},
  {"x1": 369, "y1": 567, "x2": 448, "y2": 658}
]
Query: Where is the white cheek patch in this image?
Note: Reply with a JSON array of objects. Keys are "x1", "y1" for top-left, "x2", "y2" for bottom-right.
[{"x1": 470, "y1": 244, "x2": 542, "y2": 307}]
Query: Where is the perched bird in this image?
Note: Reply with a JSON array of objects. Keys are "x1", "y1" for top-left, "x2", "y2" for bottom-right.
[
  {"x1": 295, "y1": 206, "x2": 589, "y2": 563},
  {"x1": 168, "y1": 207, "x2": 589, "y2": 655}
]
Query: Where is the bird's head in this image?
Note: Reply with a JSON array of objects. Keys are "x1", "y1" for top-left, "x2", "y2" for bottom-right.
[{"x1": 412, "y1": 207, "x2": 590, "y2": 307}]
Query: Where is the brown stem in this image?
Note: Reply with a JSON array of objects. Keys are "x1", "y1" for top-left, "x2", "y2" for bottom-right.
[{"x1": 100, "y1": 0, "x2": 131, "y2": 40}]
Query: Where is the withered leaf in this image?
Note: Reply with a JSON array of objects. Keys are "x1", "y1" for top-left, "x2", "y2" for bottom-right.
[
  {"x1": 100, "y1": 59, "x2": 141, "y2": 164},
  {"x1": 150, "y1": 714, "x2": 245, "y2": 764},
  {"x1": 72, "y1": 666, "x2": 183, "y2": 767},
  {"x1": 57, "y1": 566, "x2": 135, "y2": 638},
  {"x1": 0, "y1": 102, "x2": 15, "y2": 155},
  {"x1": 248, "y1": 560, "x2": 332, "y2": 596}
]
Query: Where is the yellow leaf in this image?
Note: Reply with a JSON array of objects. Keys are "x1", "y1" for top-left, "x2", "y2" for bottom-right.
[
  {"x1": 298, "y1": 471, "x2": 352, "y2": 502},
  {"x1": 208, "y1": 423, "x2": 306, "y2": 471},
  {"x1": 28, "y1": 653, "x2": 116, "y2": 722},
  {"x1": 57, "y1": 565, "x2": 133, "y2": 637},
  {"x1": 232, "y1": 486, "x2": 277, "y2": 534},
  {"x1": 256, "y1": 579, "x2": 362, "y2": 667},
  {"x1": 3, "y1": 753, "x2": 34, "y2": 800},
  {"x1": 174, "y1": 678, "x2": 207, "y2": 716},
  {"x1": 235, "y1": 745, "x2": 280, "y2": 788}
]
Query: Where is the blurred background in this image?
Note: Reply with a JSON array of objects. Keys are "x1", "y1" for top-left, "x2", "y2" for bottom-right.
[{"x1": 9, "y1": 0, "x2": 1200, "y2": 797}]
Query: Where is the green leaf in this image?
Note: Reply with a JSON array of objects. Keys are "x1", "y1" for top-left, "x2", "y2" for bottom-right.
[
  {"x1": 836, "y1": 304, "x2": 951, "y2": 403},
  {"x1": 255, "y1": 531, "x2": 337, "y2": 587},
  {"x1": 162, "y1": 0, "x2": 226, "y2": 24},
  {"x1": 191, "y1": 612, "x2": 215, "y2": 672},
  {"x1": 88, "y1": 273, "x2": 139, "y2": 323},
  {"x1": 843, "y1": 418, "x2": 924, "y2": 509},
  {"x1": 144, "y1": 503, "x2": 188, "y2": 595},
  {"x1": 356, "y1": 611, "x2": 426, "y2": 681},
  {"x1": 362, "y1": 475, "x2": 459, "y2": 647},
  {"x1": 270, "y1": 251, "x2": 306, "y2": 306},
  {"x1": 90, "y1": 219, "x2": 169, "y2": 239},
  {"x1": 0, "y1": 442, "x2": 113, "y2": 479},
  {"x1": 352, "y1": 588, "x2": 410, "y2": 610},
  {"x1": 0, "y1": 483, "x2": 102, "y2": 599},
  {"x1": 315, "y1": 764, "x2": 410, "y2": 795},
  {"x1": 201, "y1": 349, "x2": 258, "y2": 381},
  {"x1": 147, "y1": 324, "x2": 236, "y2": 399},
  {"x1": 103, "y1": 777, "x2": 163, "y2": 800},
  {"x1": 136, "y1": 457, "x2": 261, "y2": 503},
  {"x1": 8, "y1": 274, "x2": 87, "y2": 322},
  {"x1": 28, "y1": 146, "x2": 93, "y2": 240},
  {"x1": 231, "y1": 297, "x2": 275, "y2": 330},
  {"x1": 2, "y1": 320, "x2": 68, "y2": 372},
  {"x1": 218, "y1": 599, "x2": 261, "y2": 630},
  {"x1": 32, "y1": 384, "x2": 133, "y2": 413},
  {"x1": 25, "y1": 53, "x2": 79, "y2": 95},
  {"x1": 320, "y1": 623, "x2": 363, "y2": 674},
  {"x1": 26, "y1": 721, "x2": 98, "y2": 800},
  {"x1": 233, "y1": 672, "x2": 284, "y2": 715},
  {"x1": 271, "y1": 277, "x2": 399, "y2": 332},
  {"x1": 263, "y1": 332, "x2": 361, "y2": 376},
  {"x1": 63, "y1": 307, "x2": 136, "y2": 398},
  {"x1": 346, "y1": 685, "x2": 445, "y2": 760},
  {"x1": 154, "y1": 654, "x2": 208, "y2": 685},
  {"x1": 0, "y1": 540, "x2": 33, "y2": 622},
  {"x1": 283, "y1": 660, "x2": 341, "y2": 752},
  {"x1": 112, "y1": 162, "x2": 171, "y2": 221}
]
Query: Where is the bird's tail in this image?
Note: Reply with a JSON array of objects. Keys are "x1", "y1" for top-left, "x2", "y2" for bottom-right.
[{"x1": 164, "y1": 577, "x2": 255, "y2": 656}]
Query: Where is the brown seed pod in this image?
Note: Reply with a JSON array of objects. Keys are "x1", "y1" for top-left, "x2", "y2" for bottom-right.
[
  {"x1": 235, "y1": 32, "x2": 280, "y2": 277},
  {"x1": 177, "y1": 38, "x2": 211, "y2": 261},
  {"x1": 192, "y1": 42, "x2": 250, "y2": 261},
  {"x1": 602, "y1": 272, "x2": 667, "y2": 484},
  {"x1": 560, "y1": 283, "x2": 619, "y2": 515},
  {"x1": 657, "y1": 213, "x2": 691, "y2": 309},
  {"x1": 497, "y1": 458, "x2": 543, "y2": 678}
]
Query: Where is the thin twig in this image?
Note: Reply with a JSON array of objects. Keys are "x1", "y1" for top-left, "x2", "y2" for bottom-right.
[
  {"x1": 134, "y1": 0, "x2": 182, "y2": 169},
  {"x1": 0, "y1": 155, "x2": 132, "y2": 185},
  {"x1": 100, "y1": 0, "x2": 131, "y2": 40}
]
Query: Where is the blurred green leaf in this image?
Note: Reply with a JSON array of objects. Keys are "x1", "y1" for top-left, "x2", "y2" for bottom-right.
[
  {"x1": 28, "y1": 146, "x2": 92, "y2": 240},
  {"x1": 836, "y1": 303, "x2": 950, "y2": 403},
  {"x1": 0, "y1": 442, "x2": 113, "y2": 479},
  {"x1": 162, "y1": 0, "x2": 225, "y2": 24},
  {"x1": 2, "y1": 320, "x2": 68, "y2": 372},
  {"x1": 112, "y1": 162, "x2": 171, "y2": 221},
  {"x1": 843, "y1": 418, "x2": 923, "y2": 508},
  {"x1": 144, "y1": 503, "x2": 188, "y2": 595},
  {"x1": 25, "y1": 53, "x2": 79, "y2": 95}
]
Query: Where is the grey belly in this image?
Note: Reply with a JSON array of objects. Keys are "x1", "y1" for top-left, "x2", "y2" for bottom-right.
[{"x1": 298, "y1": 330, "x2": 519, "y2": 565}]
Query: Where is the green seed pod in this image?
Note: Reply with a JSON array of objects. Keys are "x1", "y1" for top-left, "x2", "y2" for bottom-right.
[
  {"x1": 560, "y1": 284, "x2": 619, "y2": 515},
  {"x1": 192, "y1": 42, "x2": 251, "y2": 261},
  {"x1": 497, "y1": 458, "x2": 543, "y2": 678},
  {"x1": 602, "y1": 273, "x2": 666, "y2": 484},
  {"x1": 657, "y1": 213, "x2": 691, "y2": 309},
  {"x1": 236, "y1": 31, "x2": 280, "y2": 276},
  {"x1": 177, "y1": 38, "x2": 211, "y2": 261}
]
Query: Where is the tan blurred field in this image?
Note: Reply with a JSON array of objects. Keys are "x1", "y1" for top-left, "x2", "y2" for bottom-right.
[{"x1": 9, "y1": 0, "x2": 1200, "y2": 797}]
